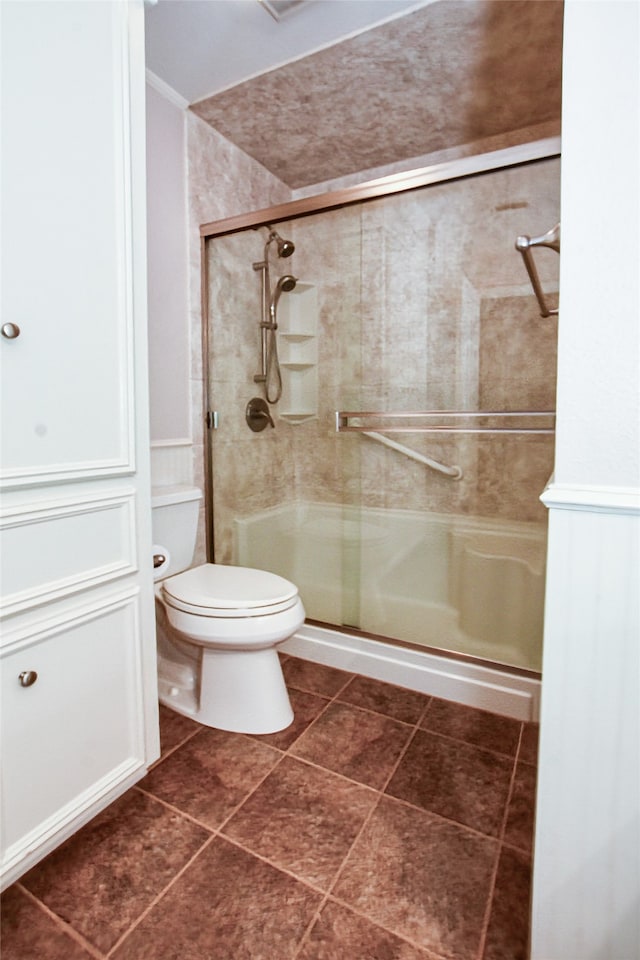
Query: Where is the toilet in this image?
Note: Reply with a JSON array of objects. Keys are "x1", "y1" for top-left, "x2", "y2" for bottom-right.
[{"x1": 151, "y1": 485, "x2": 305, "y2": 734}]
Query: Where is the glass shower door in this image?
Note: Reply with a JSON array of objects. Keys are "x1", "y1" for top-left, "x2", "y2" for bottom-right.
[{"x1": 206, "y1": 155, "x2": 559, "y2": 673}]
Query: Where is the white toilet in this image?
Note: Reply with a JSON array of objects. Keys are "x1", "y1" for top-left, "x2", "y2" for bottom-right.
[{"x1": 151, "y1": 486, "x2": 305, "y2": 734}]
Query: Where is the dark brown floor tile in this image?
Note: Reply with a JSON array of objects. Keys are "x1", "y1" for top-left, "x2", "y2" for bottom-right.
[
  {"x1": 338, "y1": 675, "x2": 430, "y2": 724},
  {"x1": 158, "y1": 704, "x2": 203, "y2": 756},
  {"x1": 290, "y1": 701, "x2": 413, "y2": 789},
  {"x1": 518, "y1": 722, "x2": 539, "y2": 765},
  {"x1": 0, "y1": 885, "x2": 95, "y2": 960},
  {"x1": 282, "y1": 656, "x2": 353, "y2": 697},
  {"x1": 223, "y1": 756, "x2": 377, "y2": 889},
  {"x1": 248, "y1": 687, "x2": 330, "y2": 750},
  {"x1": 503, "y1": 762, "x2": 537, "y2": 854},
  {"x1": 386, "y1": 729, "x2": 513, "y2": 837},
  {"x1": 299, "y1": 900, "x2": 441, "y2": 959},
  {"x1": 334, "y1": 796, "x2": 498, "y2": 959},
  {"x1": 482, "y1": 845, "x2": 532, "y2": 960},
  {"x1": 422, "y1": 698, "x2": 521, "y2": 756},
  {"x1": 112, "y1": 836, "x2": 322, "y2": 960},
  {"x1": 20, "y1": 789, "x2": 208, "y2": 954},
  {"x1": 140, "y1": 727, "x2": 281, "y2": 829}
]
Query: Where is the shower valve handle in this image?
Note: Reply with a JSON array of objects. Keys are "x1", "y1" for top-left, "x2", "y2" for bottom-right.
[{"x1": 246, "y1": 397, "x2": 275, "y2": 431}]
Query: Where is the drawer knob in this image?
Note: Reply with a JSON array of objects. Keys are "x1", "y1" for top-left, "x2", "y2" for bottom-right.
[
  {"x1": 18, "y1": 670, "x2": 38, "y2": 688},
  {"x1": 2, "y1": 323, "x2": 21, "y2": 339}
]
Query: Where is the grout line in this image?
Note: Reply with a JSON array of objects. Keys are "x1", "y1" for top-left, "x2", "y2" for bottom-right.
[
  {"x1": 150, "y1": 723, "x2": 205, "y2": 769},
  {"x1": 323, "y1": 892, "x2": 454, "y2": 960},
  {"x1": 217, "y1": 832, "x2": 327, "y2": 897},
  {"x1": 133, "y1": 784, "x2": 220, "y2": 834},
  {"x1": 474, "y1": 721, "x2": 523, "y2": 960},
  {"x1": 214, "y1": 751, "x2": 288, "y2": 835},
  {"x1": 501, "y1": 836, "x2": 534, "y2": 859},
  {"x1": 330, "y1": 697, "x2": 428, "y2": 729},
  {"x1": 294, "y1": 700, "x2": 426, "y2": 960},
  {"x1": 293, "y1": 702, "x2": 432, "y2": 959},
  {"x1": 105, "y1": 833, "x2": 217, "y2": 957},
  {"x1": 16, "y1": 883, "x2": 107, "y2": 960}
]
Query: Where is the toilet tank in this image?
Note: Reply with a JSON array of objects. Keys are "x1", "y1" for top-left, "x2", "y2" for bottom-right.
[{"x1": 151, "y1": 486, "x2": 203, "y2": 578}]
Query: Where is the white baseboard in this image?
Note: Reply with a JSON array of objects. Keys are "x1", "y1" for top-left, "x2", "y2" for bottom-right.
[{"x1": 281, "y1": 622, "x2": 540, "y2": 721}]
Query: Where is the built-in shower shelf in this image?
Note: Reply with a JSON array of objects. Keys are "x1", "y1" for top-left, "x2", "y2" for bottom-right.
[
  {"x1": 276, "y1": 281, "x2": 318, "y2": 424},
  {"x1": 279, "y1": 412, "x2": 317, "y2": 424}
]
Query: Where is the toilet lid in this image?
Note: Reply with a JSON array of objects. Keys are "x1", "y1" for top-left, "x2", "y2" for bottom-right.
[{"x1": 162, "y1": 563, "x2": 299, "y2": 614}]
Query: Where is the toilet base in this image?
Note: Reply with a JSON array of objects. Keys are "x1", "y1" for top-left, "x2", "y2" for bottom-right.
[
  {"x1": 158, "y1": 646, "x2": 293, "y2": 734},
  {"x1": 197, "y1": 645, "x2": 293, "y2": 734}
]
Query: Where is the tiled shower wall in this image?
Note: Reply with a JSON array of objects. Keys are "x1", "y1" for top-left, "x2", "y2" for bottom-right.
[
  {"x1": 187, "y1": 112, "x2": 292, "y2": 563},
  {"x1": 207, "y1": 158, "x2": 560, "y2": 563}
]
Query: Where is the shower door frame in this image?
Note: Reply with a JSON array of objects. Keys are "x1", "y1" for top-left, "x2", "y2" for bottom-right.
[{"x1": 200, "y1": 136, "x2": 560, "y2": 565}]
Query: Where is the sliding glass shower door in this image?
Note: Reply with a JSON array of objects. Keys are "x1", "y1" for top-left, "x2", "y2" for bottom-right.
[{"x1": 206, "y1": 155, "x2": 560, "y2": 673}]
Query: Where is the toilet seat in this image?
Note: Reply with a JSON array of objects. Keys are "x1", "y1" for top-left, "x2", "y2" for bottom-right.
[{"x1": 162, "y1": 563, "x2": 300, "y2": 619}]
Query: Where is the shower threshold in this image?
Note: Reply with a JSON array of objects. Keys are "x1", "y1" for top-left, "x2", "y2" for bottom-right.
[{"x1": 281, "y1": 621, "x2": 541, "y2": 722}]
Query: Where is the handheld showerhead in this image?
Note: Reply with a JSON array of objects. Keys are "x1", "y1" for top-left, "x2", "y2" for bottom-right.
[
  {"x1": 270, "y1": 275, "x2": 297, "y2": 315},
  {"x1": 276, "y1": 274, "x2": 297, "y2": 294},
  {"x1": 266, "y1": 226, "x2": 295, "y2": 258}
]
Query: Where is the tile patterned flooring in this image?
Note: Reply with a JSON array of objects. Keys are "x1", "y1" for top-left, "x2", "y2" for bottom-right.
[{"x1": 1, "y1": 656, "x2": 538, "y2": 960}]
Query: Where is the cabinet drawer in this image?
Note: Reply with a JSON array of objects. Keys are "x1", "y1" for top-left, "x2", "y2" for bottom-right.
[{"x1": 1, "y1": 593, "x2": 146, "y2": 874}]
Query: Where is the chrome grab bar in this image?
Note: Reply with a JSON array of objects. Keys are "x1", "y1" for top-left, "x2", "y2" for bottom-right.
[
  {"x1": 515, "y1": 222, "x2": 560, "y2": 318},
  {"x1": 336, "y1": 411, "x2": 556, "y2": 435},
  {"x1": 362, "y1": 431, "x2": 463, "y2": 480}
]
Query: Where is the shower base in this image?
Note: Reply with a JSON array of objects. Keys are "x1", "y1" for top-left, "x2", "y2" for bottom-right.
[{"x1": 281, "y1": 621, "x2": 540, "y2": 722}]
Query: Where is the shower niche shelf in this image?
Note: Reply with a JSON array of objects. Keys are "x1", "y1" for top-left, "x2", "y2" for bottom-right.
[{"x1": 276, "y1": 281, "x2": 318, "y2": 423}]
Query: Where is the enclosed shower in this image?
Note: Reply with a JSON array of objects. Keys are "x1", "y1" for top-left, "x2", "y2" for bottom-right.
[{"x1": 203, "y1": 144, "x2": 560, "y2": 693}]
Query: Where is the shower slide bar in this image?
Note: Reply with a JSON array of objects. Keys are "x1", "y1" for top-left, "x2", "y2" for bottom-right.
[
  {"x1": 336, "y1": 410, "x2": 556, "y2": 435},
  {"x1": 362, "y1": 430, "x2": 463, "y2": 480},
  {"x1": 515, "y1": 222, "x2": 560, "y2": 318}
]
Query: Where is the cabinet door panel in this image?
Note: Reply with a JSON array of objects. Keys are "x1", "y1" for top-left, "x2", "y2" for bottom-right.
[
  {"x1": 0, "y1": 493, "x2": 137, "y2": 616},
  {"x1": 0, "y1": 2, "x2": 134, "y2": 486},
  {"x1": 0, "y1": 594, "x2": 145, "y2": 869}
]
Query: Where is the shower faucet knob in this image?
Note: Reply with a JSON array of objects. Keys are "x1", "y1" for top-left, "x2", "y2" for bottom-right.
[{"x1": 246, "y1": 397, "x2": 275, "y2": 431}]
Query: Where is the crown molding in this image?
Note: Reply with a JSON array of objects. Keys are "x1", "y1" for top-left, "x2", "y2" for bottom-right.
[{"x1": 145, "y1": 69, "x2": 189, "y2": 109}]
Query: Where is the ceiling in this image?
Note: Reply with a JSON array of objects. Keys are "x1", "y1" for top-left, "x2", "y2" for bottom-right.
[{"x1": 145, "y1": 0, "x2": 563, "y2": 189}]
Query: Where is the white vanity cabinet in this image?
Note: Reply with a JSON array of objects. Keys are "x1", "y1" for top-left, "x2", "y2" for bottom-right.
[{"x1": 0, "y1": 1, "x2": 159, "y2": 889}]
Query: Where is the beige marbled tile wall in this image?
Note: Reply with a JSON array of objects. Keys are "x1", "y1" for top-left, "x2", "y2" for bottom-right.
[
  {"x1": 187, "y1": 113, "x2": 292, "y2": 562},
  {"x1": 206, "y1": 155, "x2": 560, "y2": 558},
  {"x1": 292, "y1": 121, "x2": 560, "y2": 200}
]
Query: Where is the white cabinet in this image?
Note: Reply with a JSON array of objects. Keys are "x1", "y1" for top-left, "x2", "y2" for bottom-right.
[{"x1": 0, "y1": 1, "x2": 159, "y2": 889}]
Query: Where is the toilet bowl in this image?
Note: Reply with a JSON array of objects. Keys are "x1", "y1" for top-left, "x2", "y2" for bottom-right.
[{"x1": 152, "y1": 486, "x2": 305, "y2": 734}]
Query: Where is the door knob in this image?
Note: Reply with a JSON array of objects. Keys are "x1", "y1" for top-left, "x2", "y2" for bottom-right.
[{"x1": 2, "y1": 323, "x2": 21, "y2": 339}]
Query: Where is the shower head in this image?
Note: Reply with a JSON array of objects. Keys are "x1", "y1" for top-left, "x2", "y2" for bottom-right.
[
  {"x1": 270, "y1": 275, "x2": 297, "y2": 314},
  {"x1": 276, "y1": 274, "x2": 297, "y2": 293},
  {"x1": 266, "y1": 227, "x2": 295, "y2": 258}
]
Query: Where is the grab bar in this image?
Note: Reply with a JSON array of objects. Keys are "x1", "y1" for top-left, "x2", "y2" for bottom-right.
[
  {"x1": 336, "y1": 411, "x2": 556, "y2": 434},
  {"x1": 362, "y1": 431, "x2": 463, "y2": 480},
  {"x1": 515, "y1": 222, "x2": 560, "y2": 318}
]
